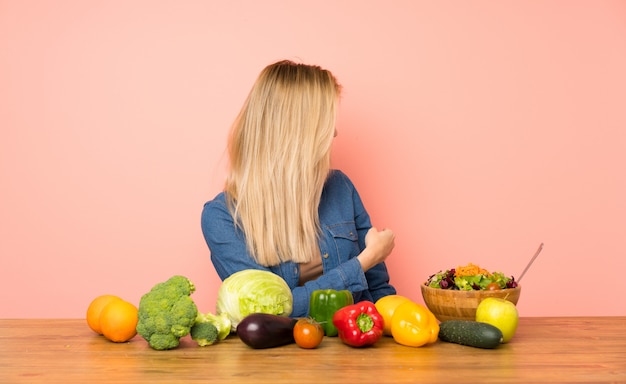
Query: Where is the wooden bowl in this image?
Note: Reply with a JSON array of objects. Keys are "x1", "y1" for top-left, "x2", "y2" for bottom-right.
[{"x1": 420, "y1": 283, "x2": 521, "y2": 322}]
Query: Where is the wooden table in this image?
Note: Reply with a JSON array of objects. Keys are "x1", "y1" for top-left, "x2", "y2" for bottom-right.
[{"x1": 1, "y1": 317, "x2": 625, "y2": 383}]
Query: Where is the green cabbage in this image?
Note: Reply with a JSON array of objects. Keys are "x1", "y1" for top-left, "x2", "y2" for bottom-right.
[{"x1": 216, "y1": 269, "x2": 293, "y2": 330}]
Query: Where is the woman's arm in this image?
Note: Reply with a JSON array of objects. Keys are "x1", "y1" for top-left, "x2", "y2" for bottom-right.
[
  {"x1": 201, "y1": 172, "x2": 397, "y2": 318},
  {"x1": 344, "y1": 172, "x2": 397, "y2": 301},
  {"x1": 202, "y1": 197, "x2": 368, "y2": 317}
]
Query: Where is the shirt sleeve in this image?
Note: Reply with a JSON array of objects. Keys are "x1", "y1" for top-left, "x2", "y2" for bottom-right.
[
  {"x1": 201, "y1": 197, "x2": 273, "y2": 279},
  {"x1": 340, "y1": 171, "x2": 397, "y2": 302}
]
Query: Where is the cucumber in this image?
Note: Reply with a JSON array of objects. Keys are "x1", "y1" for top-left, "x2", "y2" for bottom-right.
[{"x1": 438, "y1": 320, "x2": 503, "y2": 349}]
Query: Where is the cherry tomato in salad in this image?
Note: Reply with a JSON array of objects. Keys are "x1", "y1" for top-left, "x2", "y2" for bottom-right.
[
  {"x1": 486, "y1": 282, "x2": 501, "y2": 291},
  {"x1": 293, "y1": 318, "x2": 324, "y2": 349}
]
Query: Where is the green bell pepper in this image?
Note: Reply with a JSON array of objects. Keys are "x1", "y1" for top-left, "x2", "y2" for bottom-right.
[{"x1": 309, "y1": 289, "x2": 354, "y2": 337}]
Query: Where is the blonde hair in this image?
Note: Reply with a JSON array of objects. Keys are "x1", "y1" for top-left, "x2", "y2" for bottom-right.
[{"x1": 225, "y1": 60, "x2": 342, "y2": 267}]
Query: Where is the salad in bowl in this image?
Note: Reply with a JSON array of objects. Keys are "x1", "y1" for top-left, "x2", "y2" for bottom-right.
[{"x1": 426, "y1": 263, "x2": 518, "y2": 291}]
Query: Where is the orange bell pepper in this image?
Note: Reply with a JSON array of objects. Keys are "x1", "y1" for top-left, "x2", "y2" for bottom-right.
[{"x1": 390, "y1": 301, "x2": 439, "y2": 347}]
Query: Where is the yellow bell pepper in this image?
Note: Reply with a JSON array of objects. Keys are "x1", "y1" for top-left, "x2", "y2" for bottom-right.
[{"x1": 390, "y1": 301, "x2": 439, "y2": 347}]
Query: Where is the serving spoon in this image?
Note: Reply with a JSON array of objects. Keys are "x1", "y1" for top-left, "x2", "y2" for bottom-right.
[{"x1": 517, "y1": 243, "x2": 544, "y2": 284}]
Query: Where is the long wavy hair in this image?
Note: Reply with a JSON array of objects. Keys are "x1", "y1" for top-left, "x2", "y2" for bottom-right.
[{"x1": 224, "y1": 60, "x2": 342, "y2": 267}]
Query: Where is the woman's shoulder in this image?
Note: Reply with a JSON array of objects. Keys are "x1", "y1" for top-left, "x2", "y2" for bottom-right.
[
  {"x1": 203, "y1": 191, "x2": 227, "y2": 206},
  {"x1": 201, "y1": 192, "x2": 237, "y2": 231},
  {"x1": 326, "y1": 169, "x2": 356, "y2": 189},
  {"x1": 202, "y1": 192, "x2": 230, "y2": 218}
]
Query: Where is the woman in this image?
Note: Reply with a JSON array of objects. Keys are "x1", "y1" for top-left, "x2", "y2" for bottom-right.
[{"x1": 201, "y1": 60, "x2": 396, "y2": 317}]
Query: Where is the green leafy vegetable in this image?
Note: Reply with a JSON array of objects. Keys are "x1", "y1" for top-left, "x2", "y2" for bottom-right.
[
  {"x1": 216, "y1": 269, "x2": 293, "y2": 330},
  {"x1": 427, "y1": 268, "x2": 518, "y2": 290}
]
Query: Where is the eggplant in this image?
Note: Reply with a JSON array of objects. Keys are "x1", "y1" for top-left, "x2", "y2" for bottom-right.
[{"x1": 236, "y1": 313, "x2": 297, "y2": 349}]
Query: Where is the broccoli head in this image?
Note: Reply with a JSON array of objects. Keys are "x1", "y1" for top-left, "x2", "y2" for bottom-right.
[
  {"x1": 191, "y1": 312, "x2": 232, "y2": 346},
  {"x1": 199, "y1": 312, "x2": 231, "y2": 341},
  {"x1": 136, "y1": 275, "x2": 198, "y2": 350},
  {"x1": 190, "y1": 321, "x2": 218, "y2": 346}
]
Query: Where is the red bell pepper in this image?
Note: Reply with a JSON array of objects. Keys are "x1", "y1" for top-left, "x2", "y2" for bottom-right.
[{"x1": 332, "y1": 301, "x2": 384, "y2": 347}]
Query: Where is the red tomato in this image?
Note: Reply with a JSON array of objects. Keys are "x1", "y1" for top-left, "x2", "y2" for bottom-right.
[
  {"x1": 293, "y1": 318, "x2": 324, "y2": 349},
  {"x1": 486, "y1": 282, "x2": 501, "y2": 291}
]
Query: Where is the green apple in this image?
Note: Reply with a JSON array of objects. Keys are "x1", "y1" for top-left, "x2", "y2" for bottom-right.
[{"x1": 475, "y1": 297, "x2": 519, "y2": 343}]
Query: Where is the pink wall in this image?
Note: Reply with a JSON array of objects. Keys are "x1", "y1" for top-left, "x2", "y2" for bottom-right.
[{"x1": 2, "y1": 1, "x2": 625, "y2": 318}]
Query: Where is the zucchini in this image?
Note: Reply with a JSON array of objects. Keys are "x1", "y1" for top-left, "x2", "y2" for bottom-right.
[{"x1": 438, "y1": 320, "x2": 503, "y2": 349}]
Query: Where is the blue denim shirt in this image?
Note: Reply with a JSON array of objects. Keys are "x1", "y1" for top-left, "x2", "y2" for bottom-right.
[{"x1": 201, "y1": 169, "x2": 396, "y2": 317}]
